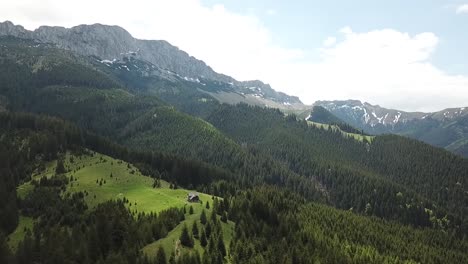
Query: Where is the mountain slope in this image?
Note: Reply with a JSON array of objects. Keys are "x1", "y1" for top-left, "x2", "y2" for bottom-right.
[
  {"x1": 0, "y1": 36, "x2": 325, "y2": 202},
  {"x1": 306, "y1": 105, "x2": 345, "y2": 124},
  {"x1": 1, "y1": 24, "x2": 468, "y2": 263},
  {"x1": 2, "y1": 35, "x2": 467, "y2": 229},
  {"x1": 229, "y1": 187, "x2": 468, "y2": 264},
  {"x1": 3, "y1": 112, "x2": 467, "y2": 263},
  {"x1": 3, "y1": 34, "x2": 468, "y2": 230},
  {"x1": 315, "y1": 100, "x2": 468, "y2": 156},
  {"x1": 207, "y1": 104, "x2": 468, "y2": 230},
  {"x1": 0, "y1": 21, "x2": 304, "y2": 109}
]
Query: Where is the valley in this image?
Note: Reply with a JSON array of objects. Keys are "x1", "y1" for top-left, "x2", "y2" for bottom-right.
[{"x1": 0, "y1": 20, "x2": 467, "y2": 264}]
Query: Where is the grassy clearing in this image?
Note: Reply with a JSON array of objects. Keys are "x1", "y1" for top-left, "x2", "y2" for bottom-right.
[
  {"x1": 13, "y1": 151, "x2": 234, "y2": 255},
  {"x1": 142, "y1": 204, "x2": 235, "y2": 261},
  {"x1": 60, "y1": 151, "x2": 235, "y2": 261},
  {"x1": 307, "y1": 120, "x2": 374, "y2": 143},
  {"x1": 18, "y1": 151, "x2": 213, "y2": 213},
  {"x1": 7, "y1": 216, "x2": 33, "y2": 250}
]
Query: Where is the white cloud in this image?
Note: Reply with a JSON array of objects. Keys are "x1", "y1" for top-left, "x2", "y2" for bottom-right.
[
  {"x1": 1, "y1": 0, "x2": 468, "y2": 112},
  {"x1": 276, "y1": 28, "x2": 468, "y2": 112},
  {"x1": 456, "y1": 4, "x2": 468, "y2": 14},
  {"x1": 323, "y1": 37, "x2": 336, "y2": 47}
]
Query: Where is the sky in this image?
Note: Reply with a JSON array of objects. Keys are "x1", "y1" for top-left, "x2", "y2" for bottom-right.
[{"x1": 1, "y1": 0, "x2": 468, "y2": 112}]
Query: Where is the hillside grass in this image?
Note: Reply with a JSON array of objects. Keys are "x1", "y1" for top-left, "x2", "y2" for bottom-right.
[
  {"x1": 13, "y1": 151, "x2": 235, "y2": 255},
  {"x1": 142, "y1": 205, "x2": 234, "y2": 262},
  {"x1": 307, "y1": 120, "x2": 374, "y2": 143},
  {"x1": 18, "y1": 151, "x2": 213, "y2": 212},
  {"x1": 7, "y1": 216, "x2": 33, "y2": 250}
]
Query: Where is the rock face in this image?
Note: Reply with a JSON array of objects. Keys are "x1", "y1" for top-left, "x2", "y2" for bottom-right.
[
  {"x1": 0, "y1": 21, "x2": 29, "y2": 38},
  {"x1": 0, "y1": 20, "x2": 302, "y2": 105},
  {"x1": 0, "y1": 21, "x2": 225, "y2": 81}
]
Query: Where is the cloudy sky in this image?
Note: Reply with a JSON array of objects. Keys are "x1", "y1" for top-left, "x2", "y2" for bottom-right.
[{"x1": 2, "y1": 0, "x2": 468, "y2": 111}]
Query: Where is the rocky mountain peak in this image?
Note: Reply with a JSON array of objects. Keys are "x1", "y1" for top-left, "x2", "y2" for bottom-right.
[
  {"x1": 0, "y1": 21, "x2": 302, "y2": 106},
  {"x1": 0, "y1": 20, "x2": 29, "y2": 38},
  {"x1": 315, "y1": 99, "x2": 468, "y2": 133}
]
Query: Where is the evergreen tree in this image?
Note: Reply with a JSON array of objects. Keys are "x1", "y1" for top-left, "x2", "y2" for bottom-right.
[
  {"x1": 208, "y1": 236, "x2": 216, "y2": 253},
  {"x1": 200, "y1": 230, "x2": 207, "y2": 247},
  {"x1": 217, "y1": 234, "x2": 226, "y2": 257},
  {"x1": 205, "y1": 222, "x2": 212, "y2": 238},
  {"x1": 180, "y1": 224, "x2": 194, "y2": 247},
  {"x1": 55, "y1": 158, "x2": 66, "y2": 174},
  {"x1": 200, "y1": 210, "x2": 207, "y2": 225},
  {"x1": 155, "y1": 246, "x2": 167, "y2": 264},
  {"x1": 221, "y1": 211, "x2": 228, "y2": 223},
  {"x1": 192, "y1": 221, "x2": 199, "y2": 239},
  {"x1": 210, "y1": 210, "x2": 217, "y2": 222}
]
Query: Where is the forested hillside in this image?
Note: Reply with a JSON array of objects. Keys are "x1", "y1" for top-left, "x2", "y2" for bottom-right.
[
  {"x1": 307, "y1": 105, "x2": 368, "y2": 135},
  {"x1": 229, "y1": 187, "x2": 468, "y2": 263},
  {"x1": 0, "y1": 36, "x2": 468, "y2": 263},
  {"x1": 315, "y1": 100, "x2": 468, "y2": 157},
  {"x1": 207, "y1": 104, "x2": 468, "y2": 230}
]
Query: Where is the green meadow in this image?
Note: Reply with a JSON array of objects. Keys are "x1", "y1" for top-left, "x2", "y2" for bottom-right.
[
  {"x1": 12, "y1": 151, "x2": 234, "y2": 256},
  {"x1": 307, "y1": 120, "x2": 374, "y2": 142},
  {"x1": 7, "y1": 216, "x2": 33, "y2": 250},
  {"x1": 18, "y1": 151, "x2": 213, "y2": 212},
  {"x1": 142, "y1": 205, "x2": 234, "y2": 261}
]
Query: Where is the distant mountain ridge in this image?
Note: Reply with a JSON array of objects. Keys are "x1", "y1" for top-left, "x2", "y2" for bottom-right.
[
  {"x1": 315, "y1": 100, "x2": 468, "y2": 156},
  {"x1": 2, "y1": 32, "x2": 468, "y2": 262},
  {"x1": 0, "y1": 20, "x2": 302, "y2": 107},
  {"x1": 3, "y1": 20, "x2": 468, "y2": 157},
  {"x1": 315, "y1": 100, "x2": 468, "y2": 129}
]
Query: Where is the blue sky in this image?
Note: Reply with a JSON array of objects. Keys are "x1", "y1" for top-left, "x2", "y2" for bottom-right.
[
  {"x1": 203, "y1": 0, "x2": 468, "y2": 75},
  {"x1": 2, "y1": 0, "x2": 468, "y2": 111}
]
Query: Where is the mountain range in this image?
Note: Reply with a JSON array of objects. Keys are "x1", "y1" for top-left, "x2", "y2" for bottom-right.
[
  {"x1": 0, "y1": 20, "x2": 304, "y2": 109},
  {"x1": 314, "y1": 100, "x2": 468, "y2": 156},
  {"x1": 2, "y1": 20, "x2": 468, "y2": 158},
  {"x1": 1, "y1": 21, "x2": 468, "y2": 263}
]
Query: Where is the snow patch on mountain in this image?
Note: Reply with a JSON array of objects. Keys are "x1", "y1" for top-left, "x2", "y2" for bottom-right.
[
  {"x1": 100, "y1": 59, "x2": 117, "y2": 65},
  {"x1": 363, "y1": 108, "x2": 370, "y2": 124},
  {"x1": 393, "y1": 112, "x2": 401, "y2": 124}
]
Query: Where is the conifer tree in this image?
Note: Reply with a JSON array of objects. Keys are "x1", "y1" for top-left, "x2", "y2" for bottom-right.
[
  {"x1": 180, "y1": 224, "x2": 193, "y2": 247},
  {"x1": 210, "y1": 210, "x2": 217, "y2": 222},
  {"x1": 189, "y1": 206, "x2": 194, "y2": 215},
  {"x1": 221, "y1": 211, "x2": 228, "y2": 223},
  {"x1": 200, "y1": 230, "x2": 207, "y2": 247},
  {"x1": 205, "y1": 222, "x2": 212, "y2": 238},
  {"x1": 217, "y1": 234, "x2": 226, "y2": 257},
  {"x1": 56, "y1": 158, "x2": 66, "y2": 174},
  {"x1": 192, "y1": 221, "x2": 199, "y2": 239},
  {"x1": 200, "y1": 210, "x2": 207, "y2": 225},
  {"x1": 155, "y1": 246, "x2": 167, "y2": 264}
]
